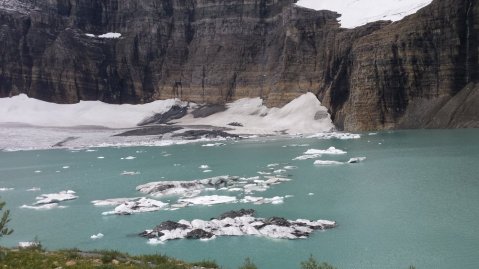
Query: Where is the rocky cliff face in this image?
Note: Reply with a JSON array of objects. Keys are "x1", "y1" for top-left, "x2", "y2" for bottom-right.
[{"x1": 0, "y1": 0, "x2": 477, "y2": 131}]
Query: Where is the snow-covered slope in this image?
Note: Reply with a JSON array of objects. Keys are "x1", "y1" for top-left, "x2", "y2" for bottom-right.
[
  {"x1": 296, "y1": 0, "x2": 433, "y2": 28},
  {"x1": 0, "y1": 94, "x2": 184, "y2": 128}
]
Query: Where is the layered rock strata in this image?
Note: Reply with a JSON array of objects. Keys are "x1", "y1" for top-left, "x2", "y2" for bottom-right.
[{"x1": 0, "y1": 0, "x2": 477, "y2": 130}]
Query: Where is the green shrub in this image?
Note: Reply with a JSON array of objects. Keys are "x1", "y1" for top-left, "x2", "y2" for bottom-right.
[
  {"x1": 300, "y1": 255, "x2": 336, "y2": 269},
  {"x1": 238, "y1": 258, "x2": 257, "y2": 269}
]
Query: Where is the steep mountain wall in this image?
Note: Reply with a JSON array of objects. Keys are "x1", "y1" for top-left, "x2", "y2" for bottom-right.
[{"x1": 0, "y1": 0, "x2": 477, "y2": 131}]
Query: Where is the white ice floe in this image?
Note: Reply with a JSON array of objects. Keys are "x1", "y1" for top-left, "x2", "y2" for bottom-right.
[
  {"x1": 307, "y1": 132, "x2": 360, "y2": 140},
  {"x1": 178, "y1": 195, "x2": 237, "y2": 206},
  {"x1": 62, "y1": 166, "x2": 70, "y2": 169},
  {"x1": 267, "y1": 163, "x2": 279, "y2": 167},
  {"x1": 240, "y1": 196, "x2": 285, "y2": 205},
  {"x1": 199, "y1": 165, "x2": 210, "y2": 169},
  {"x1": 20, "y1": 203, "x2": 66, "y2": 210},
  {"x1": 97, "y1": 198, "x2": 169, "y2": 215},
  {"x1": 296, "y1": 0, "x2": 432, "y2": 28},
  {"x1": 293, "y1": 154, "x2": 321, "y2": 161},
  {"x1": 85, "y1": 33, "x2": 96, "y2": 38},
  {"x1": 34, "y1": 170, "x2": 42, "y2": 173},
  {"x1": 308, "y1": 193, "x2": 315, "y2": 196},
  {"x1": 348, "y1": 157, "x2": 367, "y2": 164},
  {"x1": 0, "y1": 188, "x2": 14, "y2": 191},
  {"x1": 140, "y1": 209, "x2": 336, "y2": 242},
  {"x1": 98, "y1": 32, "x2": 122, "y2": 39},
  {"x1": 122, "y1": 156, "x2": 136, "y2": 160},
  {"x1": 201, "y1": 143, "x2": 226, "y2": 147},
  {"x1": 203, "y1": 170, "x2": 212, "y2": 173},
  {"x1": 304, "y1": 147, "x2": 347, "y2": 155},
  {"x1": 90, "y1": 233, "x2": 104, "y2": 240},
  {"x1": 121, "y1": 171, "x2": 140, "y2": 176},
  {"x1": 97, "y1": 156, "x2": 105, "y2": 159},
  {"x1": 26, "y1": 187, "x2": 41, "y2": 192},
  {"x1": 136, "y1": 176, "x2": 240, "y2": 198},
  {"x1": 18, "y1": 241, "x2": 40, "y2": 248},
  {"x1": 33, "y1": 190, "x2": 78, "y2": 205},
  {"x1": 314, "y1": 160, "x2": 344, "y2": 165}
]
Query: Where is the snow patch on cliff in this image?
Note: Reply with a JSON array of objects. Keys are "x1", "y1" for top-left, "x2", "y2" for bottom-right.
[
  {"x1": 0, "y1": 94, "x2": 184, "y2": 128},
  {"x1": 177, "y1": 93, "x2": 335, "y2": 135},
  {"x1": 296, "y1": 0, "x2": 432, "y2": 28}
]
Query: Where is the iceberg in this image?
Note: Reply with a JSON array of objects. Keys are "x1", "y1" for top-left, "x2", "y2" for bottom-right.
[{"x1": 140, "y1": 209, "x2": 336, "y2": 243}]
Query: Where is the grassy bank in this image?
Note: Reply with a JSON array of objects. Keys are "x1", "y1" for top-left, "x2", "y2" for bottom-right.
[{"x1": 0, "y1": 246, "x2": 220, "y2": 269}]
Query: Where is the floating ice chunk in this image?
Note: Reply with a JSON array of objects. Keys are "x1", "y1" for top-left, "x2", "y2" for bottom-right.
[
  {"x1": 227, "y1": 188, "x2": 243, "y2": 192},
  {"x1": 348, "y1": 157, "x2": 367, "y2": 164},
  {"x1": 26, "y1": 187, "x2": 41, "y2": 192},
  {"x1": 305, "y1": 147, "x2": 347, "y2": 155},
  {"x1": 101, "y1": 198, "x2": 169, "y2": 215},
  {"x1": 178, "y1": 195, "x2": 237, "y2": 206},
  {"x1": 202, "y1": 143, "x2": 225, "y2": 147},
  {"x1": 20, "y1": 203, "x2": 66, "y2": 210},
  {"x1": 308, "y1": 193, "x2": 315, "y2": 196},
  {"x1": 243, "y1": 184, "x2": 269, "y2": 193},
  {"x1": 203, "y1": 170, "x2": 212, "y2": 173},
  {"x1": 314, "y1": 160, "x2": 344, "y2": 165},
  {"x1": 97, "y1": 156, "x2": 105, "y2": 159},
  {"x1": 91, "y1": 198, "x2": 142, "y2": 207},
  {"x1": 369, "y1": 133, "x2": 378, "y2": 136},
  {"x1": 293, "y1": 154, "x2": 321, "y2": 160},
  {"x1": 90, "y1": 233, "x2": 104, "y2": 240},
  {"x1": 137, "y1": 176, "x2": 240, "y2": 198},
  {"x1": 199, "y1": 165, "x2": 210, "y2": 169},
  {"x1": 34, "y1": 190, "x2": 78, "y2": 205},
  {"x1": 267, "y1": 163, "x2": 279, "y2": 167},
  {"x1": 257, "y1": 171, "x2": 272, "y2": 175},
  {"x1": 18, "y1": 241, "x2": 40, "y2": 248},
  {"x1": 85, "y1": 33, "x2": 96, "y2": 37},
  {"x1": 34, "y1": 170, "x2": 42, "y2": 173},
  {"x1": 121, "y1": 171, "x2": 140, "y2": 176},
  {"x1": 62, "y1": 166, "x2": 70, "y2": 169},
  {"x1": 0, "y1": 188, "x2": 14, "y2": 191},
  {"x1": 140, "y1": 209, "x2": 336, "y2": 242},
  {"x1": 122, "y1": 156, "x2": 136, "y2": 160},
  {"x1": 273, "y1": 169, "x2": 287, "y2": 174},
  {"x1": 307, "y1": 132, "x2": 360, "y2": 140},
  {"x1": 98, "y1": 32, "x2": 122, "y2": 38},
  {"x1": 284, "y1": 166, "x2": 297, "y2": 170},
  {"x1": 241, "y1": 196, "x2": 285, "y2": 205}
]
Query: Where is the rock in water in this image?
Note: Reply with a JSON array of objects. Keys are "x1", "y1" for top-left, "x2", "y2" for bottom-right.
[{"x1": 186, "y1": 229, "x2": 214, "y2": 240}]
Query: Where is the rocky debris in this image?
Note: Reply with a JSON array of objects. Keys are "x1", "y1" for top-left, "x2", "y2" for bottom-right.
[
  {"x1": 192, "y1": 105, "x2": 227, "y2": 118},
  {"x1": 227, "y1": 122, "x2": 243, "y2": 127},
  {"x1": 114, "y1": 126, "x2": 182, "y2": 137},
  {"x1": 52, "y1": 136, "x2": 79, "y2": 147},
  {"x1": 172, "y1": 130, "x2": 239, "y2": 140},
  {"x1": 154, "y1": 221, "x2": 189, "y2": 231},
  {"x1": 185, "y1": 229, "x2": 214, "y2": 240},
  {"x1": 140, "y1": 209, "x2": 337, "y2": 243},
  {"x1": 218, "y1": 209, "x2": 256, "y2": 220},
  {"x1": 137, "y1": 106, "x2": 188, "y2": 126}
]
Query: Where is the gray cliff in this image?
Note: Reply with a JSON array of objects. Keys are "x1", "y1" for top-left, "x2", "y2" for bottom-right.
[{"x1": 0, "y1": 0, "x2": 477, "y2": 131}]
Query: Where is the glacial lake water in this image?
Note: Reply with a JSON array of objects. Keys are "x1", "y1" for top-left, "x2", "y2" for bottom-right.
[{"x1": 0, "y1": 129, "x2": 478, "y2": 269}]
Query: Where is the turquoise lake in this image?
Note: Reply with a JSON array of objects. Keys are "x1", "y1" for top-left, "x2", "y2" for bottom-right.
[{"x1": 0, "y1": 129, "x2": 478, "y2": 269}]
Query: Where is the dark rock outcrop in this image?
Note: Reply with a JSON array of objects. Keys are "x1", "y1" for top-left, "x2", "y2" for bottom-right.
[{"x1": 0, "y1": 0, "x2": 478, "y2": 131}]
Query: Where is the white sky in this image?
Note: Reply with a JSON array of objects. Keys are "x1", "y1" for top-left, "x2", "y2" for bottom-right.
[{"x1": 295, "y1": 0, "x2": 433, "y2": 28}]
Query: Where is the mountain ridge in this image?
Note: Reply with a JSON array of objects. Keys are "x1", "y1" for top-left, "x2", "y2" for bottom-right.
[{"x1": 0, "y1": 0, "x2": 477, "y2": 131}]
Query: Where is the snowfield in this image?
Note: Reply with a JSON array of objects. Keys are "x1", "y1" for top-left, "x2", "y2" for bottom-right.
[{"x1": 296, "y1": 0, "x2": 433, "y2": 28}]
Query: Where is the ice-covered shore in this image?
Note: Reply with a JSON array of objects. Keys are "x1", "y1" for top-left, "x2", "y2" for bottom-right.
[
  {"x1": 140, "y1": 209, "x2": 336, "y2": 243},
  {"x1": 0, "y1": 93, "x2": 352, "y2": 151}
]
